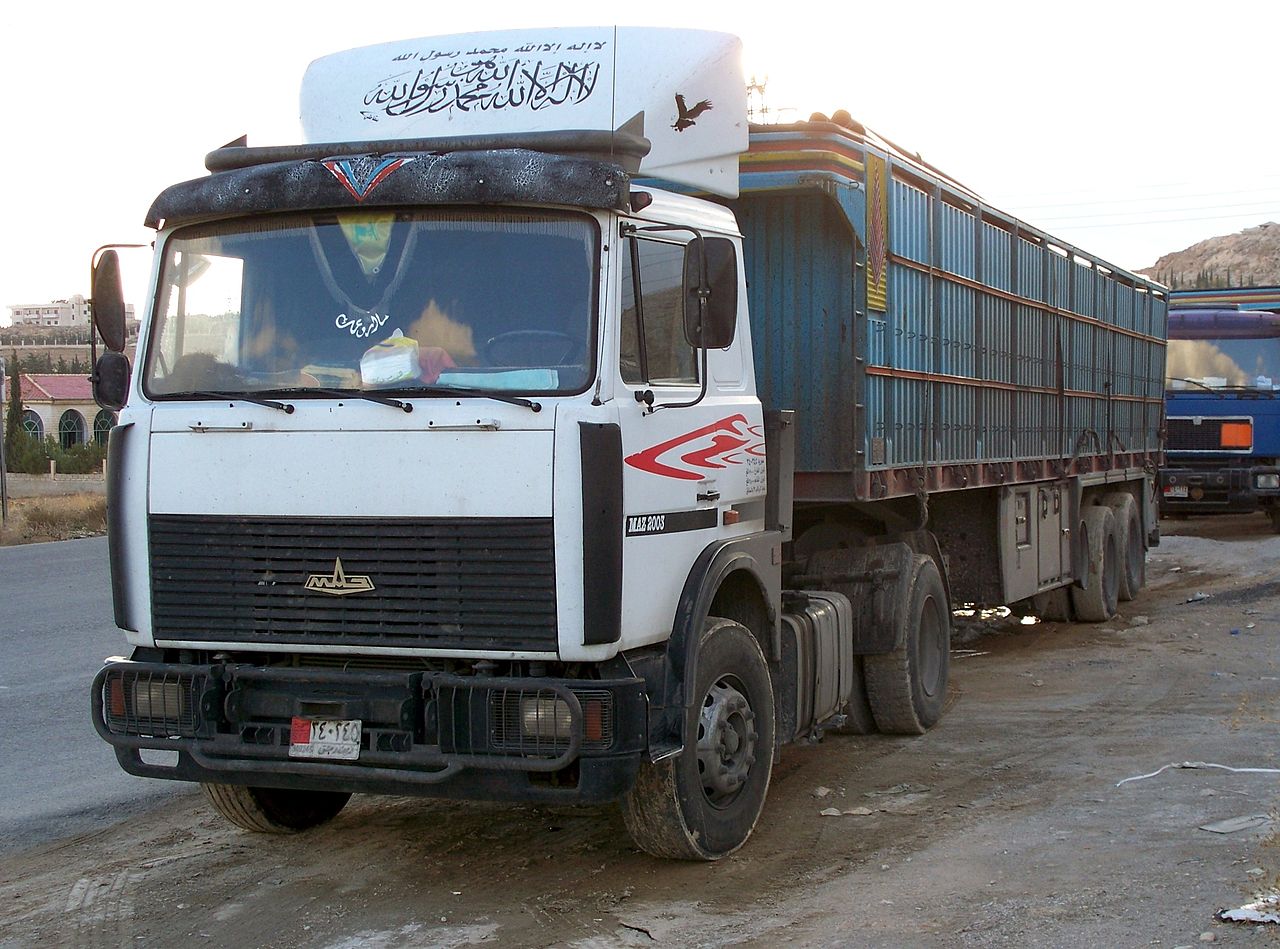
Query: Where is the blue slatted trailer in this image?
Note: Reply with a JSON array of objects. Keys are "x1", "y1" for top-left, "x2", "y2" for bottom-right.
[{"x1": 728, "y1": 119, "x2": 1167, "y2": 607}]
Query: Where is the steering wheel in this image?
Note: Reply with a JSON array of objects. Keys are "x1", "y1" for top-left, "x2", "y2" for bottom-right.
[{"x1": 482, "y1": 330, "x2": 585, "y2": 367}]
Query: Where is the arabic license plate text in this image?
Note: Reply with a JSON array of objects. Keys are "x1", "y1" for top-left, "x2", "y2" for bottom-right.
[
  {"x1": 289, "y1": 718, "x2": 362, "y2": 760},
  {"x1": 1163, "y1": 485, "x2": 1189, "y2": 498}
]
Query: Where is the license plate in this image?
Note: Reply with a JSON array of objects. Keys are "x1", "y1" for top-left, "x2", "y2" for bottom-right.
[
  {"x1": 1163, "y1": 485, "x2": 1189, "y2": 498},
  {"x1": 289, "y1": 717, "x2": 362, "y2": 760}
]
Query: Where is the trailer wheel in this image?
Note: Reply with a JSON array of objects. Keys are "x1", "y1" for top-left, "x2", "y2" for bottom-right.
[
  {"x1": 622, "y1": 618, "x2": 775, "y2": 860},
  {"x1": 1070, "y1": 505, "x2": 1120, "y2": 622},
  {"x1": 863, "y1": 556, "x2": 950, "y2": 735},
  {"x1": 1101, "y1": 492, "x2": 1144, "y2": 600},
  {"x1": 201, "y1": 783, "x2": 351, "y2": 833}
]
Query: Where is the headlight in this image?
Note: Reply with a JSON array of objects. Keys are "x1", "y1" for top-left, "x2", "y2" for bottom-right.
[
  {"x1": 133, "y1": 679, "x2": 187, "y2": 719},
  {"x1": 1257, "y1": 474, "x2": 1280, "y2": 489},
  {"x1": 520, "y1": 697, "x2": 572, "y2": 739}
]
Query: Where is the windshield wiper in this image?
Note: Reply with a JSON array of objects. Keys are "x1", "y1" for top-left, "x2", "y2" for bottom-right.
[
  {"x1": 188, "y1": 390, "x2": 294, "y2": 413},
  {"x1": 257, "y1": 386, "x2": 413, "y2": 413},
  {"x1": 387, "y1": 384, "x2": 543, "y2": 413}
]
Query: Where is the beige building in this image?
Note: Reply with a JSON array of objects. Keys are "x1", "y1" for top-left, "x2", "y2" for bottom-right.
[
  {"x1": 6, "y1": 296, "x2": 135, "y2": 329},
  {"x1": 6, "y1": 374, "x2": 115, "y2": 448}
]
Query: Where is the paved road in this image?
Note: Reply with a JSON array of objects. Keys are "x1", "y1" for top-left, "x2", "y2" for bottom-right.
[{"x1": 0, "y1": 537, "x2": 194, "y2": 855}]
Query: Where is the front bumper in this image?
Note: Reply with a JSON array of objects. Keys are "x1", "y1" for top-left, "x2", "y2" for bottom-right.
[
  {"x1": 91, "y1": 659, "x2": 647, "y2": 803},
  {"x1": 1159, "y1": 464, "x2": 1280, "y2": 513}
]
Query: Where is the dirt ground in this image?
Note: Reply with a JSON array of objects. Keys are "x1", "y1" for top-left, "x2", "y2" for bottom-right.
[{"x1": 3, "y1": 515, "x2": 1279, "y2": 948}]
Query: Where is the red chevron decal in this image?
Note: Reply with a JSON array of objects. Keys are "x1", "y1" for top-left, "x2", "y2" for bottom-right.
[{"x1": 625, "y1": 414, "x2": 765, "y2": 481}]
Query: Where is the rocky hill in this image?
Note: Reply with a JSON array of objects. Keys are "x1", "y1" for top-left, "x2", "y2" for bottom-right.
[{"x1": 1140, "y1": 222, "x2": 1280, "y2": 288}]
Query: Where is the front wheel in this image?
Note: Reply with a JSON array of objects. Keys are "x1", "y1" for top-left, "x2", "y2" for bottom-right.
[
  {"x1": 622, "y1": 618, "x2": 775, "y2": 860},
  {"x1": 201, "y1": 783, "x2": 351, "y2": 833}
]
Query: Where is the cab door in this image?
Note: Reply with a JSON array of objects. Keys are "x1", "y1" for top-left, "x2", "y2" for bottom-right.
[{"x1": 614, "y1": 229, "x2": 765, "y2": 650}]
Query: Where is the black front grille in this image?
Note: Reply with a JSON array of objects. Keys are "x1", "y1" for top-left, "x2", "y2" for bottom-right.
[
  {"x1": 150, "y1": 515, "x2": 558, "y2": 652},
  {"x1": 1167, "y1": 417, "x2": 1245, "y2": 452}
]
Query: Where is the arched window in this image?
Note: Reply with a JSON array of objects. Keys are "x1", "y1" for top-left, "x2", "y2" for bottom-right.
[
  {"x1": 21, "y1": 409, "x2": 43, "y2": 441},
  {"x1": 93, "y1": 410, "x2": 117, "y2": 446},
  {"x1": 58, "y1": 410, "x2": 86, "y2": 449}
]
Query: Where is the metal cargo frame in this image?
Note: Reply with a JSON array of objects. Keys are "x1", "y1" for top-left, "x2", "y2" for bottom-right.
[{"x1": 728, "y1": 122, "x2": 1168, "y2": 504}]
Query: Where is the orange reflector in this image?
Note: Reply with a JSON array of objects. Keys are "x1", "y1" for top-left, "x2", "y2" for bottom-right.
[
  {"x1": 1221, "y1": 421, "x2": 1252, "y2": 449},
  {"x1": 108, "y1": 677, "x2": 126, "y2": 718},
  {"x1": 723, "y1": 509, "x2": 741, "y2": 525},
  {"x1": 584, "y1": 700, "x2": 604, "y2": 742}
]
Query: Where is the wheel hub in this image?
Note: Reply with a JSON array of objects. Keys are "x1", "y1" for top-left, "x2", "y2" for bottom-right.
[{"x1": 696, "y1": 677, "x2": 758, "y2": 805}]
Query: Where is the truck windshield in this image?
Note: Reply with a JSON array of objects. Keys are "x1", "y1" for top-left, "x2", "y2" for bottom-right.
[
  {"x1": 1167, "y1": 309, "x2": 1280, "y2": 389},
  {"x1": 144, "y1": 210, "x2": 598, "y2": 398}
]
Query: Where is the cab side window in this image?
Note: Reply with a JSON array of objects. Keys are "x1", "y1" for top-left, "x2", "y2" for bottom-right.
[{"x1": 620, "y1": 237, "x2": 698, "y2": 386}]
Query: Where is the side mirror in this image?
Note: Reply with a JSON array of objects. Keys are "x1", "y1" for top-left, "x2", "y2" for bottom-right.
[
  {"x1": 92, "y1": 352, "x2": 131, "y2": 411},
  {"x1": 683, "y1": 237, "x2": 738, "y2": 350},
  {"x1": 92, "y1": 249, "x2": 127, "y2": 353}
]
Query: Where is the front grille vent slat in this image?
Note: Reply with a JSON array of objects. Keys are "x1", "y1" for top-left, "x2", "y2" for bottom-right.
[{"x1": 150, "y1": 515, "x2": 558, "y2": 652}]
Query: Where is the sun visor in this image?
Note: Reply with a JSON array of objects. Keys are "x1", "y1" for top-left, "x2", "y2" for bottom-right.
[{"x1": 300, "y1": 27, "x2": 747, "y2": 198}]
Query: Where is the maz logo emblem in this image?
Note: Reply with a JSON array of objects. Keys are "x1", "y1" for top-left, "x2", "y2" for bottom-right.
[{"x1": 304, "y1": 558, "x2": 375, "y2": 596}]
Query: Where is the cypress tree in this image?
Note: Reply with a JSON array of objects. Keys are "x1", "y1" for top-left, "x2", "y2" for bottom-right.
[{"x1": 5, "y1": 352, "x2": 23, "y2": 460}]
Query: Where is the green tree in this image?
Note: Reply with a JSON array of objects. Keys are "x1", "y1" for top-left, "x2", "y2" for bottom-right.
[
  {"x1": 5, "y1": 351, "x2": 23, "y2": 460},
  {"x1": 3, "y1": 355, "x2": 51, "y2": 474}
]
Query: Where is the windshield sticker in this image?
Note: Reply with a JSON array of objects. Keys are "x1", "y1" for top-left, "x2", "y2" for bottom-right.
[
  {"x1": 336, "y1": 310, "x2": 390, "y2": 339},
  {"x1": 625, "y1": 414, "x2": 765, "y2": 482},
  {"x1": 323, "y1": 157, "x2": 415, "y2": 202}
]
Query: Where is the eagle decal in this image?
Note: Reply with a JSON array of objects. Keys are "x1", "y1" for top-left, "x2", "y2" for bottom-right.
[{"x1": 672, "y1": 94, "x2": 713, "y2": 132}]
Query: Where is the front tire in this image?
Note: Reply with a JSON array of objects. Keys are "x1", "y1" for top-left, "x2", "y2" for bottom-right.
[
  {"x1": 622, "y1": 618, "x2": 775, "y2": 861},
  {"x1": 201, "y1": 783, "x2": 351, "y2": 833}
]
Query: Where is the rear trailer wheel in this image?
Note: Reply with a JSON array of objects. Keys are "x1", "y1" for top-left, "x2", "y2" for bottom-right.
[
  {"x1": 201, "y1": 783, "x2": 351, "y2": 833},
  {"x1": 1101, "y1": 492, "x2": 1144, "y2": 600},
  {"x1": 1070, "y1": 505, "x2": 1120, "y2": 622},
  {"x1": 622, "y1": 618, "x2": 775, "y2": 861},
  {"x1": 864, "y1": 556, "x2": 951, "y2": 735}
]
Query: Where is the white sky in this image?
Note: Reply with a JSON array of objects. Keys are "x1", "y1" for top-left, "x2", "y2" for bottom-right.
[{"x1": 2, "y1": 0, "x2": 1277, "y2": 324}]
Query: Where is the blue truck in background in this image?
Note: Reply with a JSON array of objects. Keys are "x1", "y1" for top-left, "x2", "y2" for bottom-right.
[{"x1": 1162, "y1": 287, "x2": 1280, "y2": 527}]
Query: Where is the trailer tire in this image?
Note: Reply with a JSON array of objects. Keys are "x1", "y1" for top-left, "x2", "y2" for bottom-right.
[
  {"x1": 201, "y1": 783, "x2": 351, "y2": 834},
  {"x1": 622, "y1": 618, "x2": 775, "y2": 861},
  {"x1": 1070, "y1": 505, "x2": 1120, "y2": 622},
  {"x1": 1101, "y1": 492, "x2": 1144, "y2": 600},
  {"x1": 863, "y1": 556, "x2": 950, "y2": 735}
]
